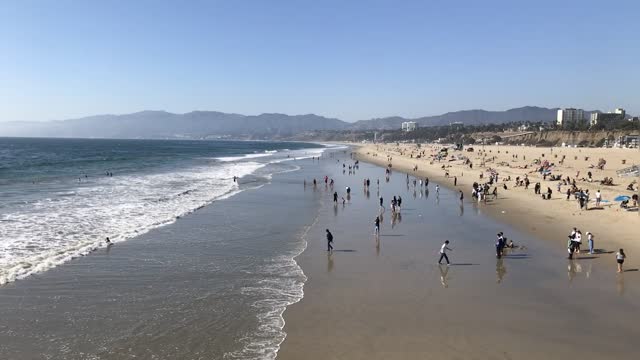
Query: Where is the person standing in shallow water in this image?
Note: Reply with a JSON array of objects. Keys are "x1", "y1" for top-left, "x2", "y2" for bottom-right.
[{"x1": 326, "y1": 229, "x2": 334, "y2": 252}]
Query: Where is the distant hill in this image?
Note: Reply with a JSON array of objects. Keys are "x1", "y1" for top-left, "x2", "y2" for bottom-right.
[
  {"x1": 0, "y1": 111, "x2": 349, "y2": 139},
  {"x1": 0, "y1": 106, "x2": 607, "y2": 139},
  {"x1": 350, "y1": 106, "x2": 570, "y2": 130}
]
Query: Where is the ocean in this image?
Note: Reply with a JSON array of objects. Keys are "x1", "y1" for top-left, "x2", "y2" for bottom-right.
[{"x1": 0, "y1": 137, "x2": 330, "y2": 359}]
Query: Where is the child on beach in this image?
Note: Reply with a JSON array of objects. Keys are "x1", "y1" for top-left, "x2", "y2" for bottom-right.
[
  {"x1": 587, "y1": 232, "x2": 594, "y2": 254},
  {"x1": 616, "y1": 249, "x2": 626, "y2": 273}
]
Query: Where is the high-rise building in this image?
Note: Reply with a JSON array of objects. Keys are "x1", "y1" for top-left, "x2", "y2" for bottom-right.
[
  {"x1": 556, "y1": 108, "x2": 585, "y2": 127},
  {"x1": 590, "y1": 108, "x2": 626, "y2": 126}
]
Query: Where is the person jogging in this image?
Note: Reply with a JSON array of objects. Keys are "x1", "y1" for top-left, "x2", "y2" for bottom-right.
[
  {"x1": 326, "y1": 229, "x2": 334, "y2": 252},
  {"x1": 438, "y1": 240, "x2": 452, "y2": 265}
]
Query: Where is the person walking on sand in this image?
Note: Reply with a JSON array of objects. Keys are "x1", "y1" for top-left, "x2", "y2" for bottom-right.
[
  {"x1": 454, "y1": 176, "x2": 457, "y2": 186},
  {"x1": 595, "y1": 190, "x2": 602, "y2": 207},
  {"x1": 496, "y1": 233, "x2": 505, "y2": 258},
  {"x1": 438, "y1": 240, "x2": 452, "y2": 265},
  {"x1": 587, "y1": 232, "x2": 594, "y2": 254},
  {"x1": 374, "y1": 216, "x2": 380, "y2": 235},
  {"x1": 575, "y1": 230, "x2": 582, "y2": 253},
  {"x1": 435, "y1": 184, "x2": 440, "y2": 194},
  {"x1": 616, "y1": 249, "x2": 626, "y2": 273},
  {"x1": 326, "y1": 229, "x2": 334, "y2": 252},
  {"x1": 333, "y1": 191, "x2": 338, "y2": 204}
]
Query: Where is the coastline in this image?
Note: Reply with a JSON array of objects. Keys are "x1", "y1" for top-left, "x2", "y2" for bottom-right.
[
  {"x1": 0, "y1": 144, "x2": 328, "y2": 359},
  {"x1": 353, "y1": 143, "x2": 640, "y2": 255}
]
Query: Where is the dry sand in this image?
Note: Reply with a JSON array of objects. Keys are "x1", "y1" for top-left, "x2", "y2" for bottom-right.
[{"x1": 355, "y1": 143, "x2": 640, "y2": 254}]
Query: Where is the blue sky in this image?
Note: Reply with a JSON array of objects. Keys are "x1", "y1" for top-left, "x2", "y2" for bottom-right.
[{"x1": 1, "y1": 0, "x2": 638, "y2": 122}]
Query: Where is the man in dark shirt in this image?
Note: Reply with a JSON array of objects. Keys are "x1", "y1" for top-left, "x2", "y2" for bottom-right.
[{"x1": 326, "y1": 229, "x2": 334, "y2": 252}]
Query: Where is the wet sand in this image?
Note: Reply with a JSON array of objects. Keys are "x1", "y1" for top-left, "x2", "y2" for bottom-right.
[
  {"x1": 278, "y1": 149, "x2": 640, "y2": 360},
  {"x1": 355, "y1": 143, "x2": 640, "y2": 255}
]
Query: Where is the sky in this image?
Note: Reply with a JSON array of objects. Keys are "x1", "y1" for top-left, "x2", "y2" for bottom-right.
[{"x1": 1, "y1": 0, "x2": 638, "y2": 122}]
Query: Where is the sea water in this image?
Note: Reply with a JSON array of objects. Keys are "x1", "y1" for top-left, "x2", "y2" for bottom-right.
[
  {"x1": 0, "y1": 137, "x2": 329, "y2": 359},
  {"x1": 0, "y1": 138, "x2": 321, "y2": 285}
]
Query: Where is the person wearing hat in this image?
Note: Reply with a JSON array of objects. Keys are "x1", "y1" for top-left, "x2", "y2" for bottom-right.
[{"x1": 587, "y1": 232, "x2": 594, "y2": 254}]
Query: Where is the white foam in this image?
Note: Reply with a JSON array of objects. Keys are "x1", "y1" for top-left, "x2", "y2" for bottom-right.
[
  {"x1": 0, "y1": 161, "x2": 265, "y2": 285},
  {"x1": 216, "y1": 153, "x2": 272, "y2": 162},
  {"x1": 224, "y1": 214, "x2": 318, "y2": 360}
]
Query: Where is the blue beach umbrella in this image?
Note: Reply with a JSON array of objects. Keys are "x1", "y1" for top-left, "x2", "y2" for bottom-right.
[{"x1": 614, "y1": 195, "x2": 631, "y2": 202}]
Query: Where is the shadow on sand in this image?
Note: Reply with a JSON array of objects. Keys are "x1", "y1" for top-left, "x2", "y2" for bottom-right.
[
  {"x1": 503, "y1": 254, "x2": 530, "y2": 259},
  {"x1": 448, "y1": 263, "x2": 479, "y2": 266}
]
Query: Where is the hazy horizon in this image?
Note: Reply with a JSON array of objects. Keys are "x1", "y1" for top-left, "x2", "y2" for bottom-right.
[
  {"x1": 1, "y1": 0, "x2": 639, "y2": 122},
  {"x1": 0, "y1": 105, "x2": 593, "y2": 124}
]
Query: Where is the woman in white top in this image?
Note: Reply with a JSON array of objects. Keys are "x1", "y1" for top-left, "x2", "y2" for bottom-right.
[
  {"x1": 575, "y1": 231, "x2": 582, "y2": 253},
  {"x1": 616, "y1": 249, "x2": 626, "y2": 273}
]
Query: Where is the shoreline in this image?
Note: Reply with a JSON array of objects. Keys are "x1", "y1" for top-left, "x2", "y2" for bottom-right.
[
  {"x1": 353, "y1": 143, "x2": 640, "y2": 255},
  {"x1": 0, "y1": 144, "x2": 328, "y2": 359},
  {"x1": 277, "y1": 145, "x2": 640, "y2": 360}
]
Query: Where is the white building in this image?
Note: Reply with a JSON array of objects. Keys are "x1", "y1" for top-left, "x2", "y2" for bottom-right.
[
  {"x1": 401, "y1": 121, "x2": 417, "y2": 132},
  {"x1": 557, "y1": 108, "x2": 584, "y2": 127}
]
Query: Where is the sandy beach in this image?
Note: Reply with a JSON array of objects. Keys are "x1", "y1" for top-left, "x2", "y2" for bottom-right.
[
  {"x1": 278, "y1": 147, "x2": 640, "y2": 360},
  {"x1": 355, "y1": 143, "x2": 640, "y2": 255}
]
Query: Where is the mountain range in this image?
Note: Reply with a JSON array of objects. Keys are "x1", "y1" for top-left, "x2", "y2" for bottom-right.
[{"x1": 0, "y1": 106, "x2": 602, "y2": 139}]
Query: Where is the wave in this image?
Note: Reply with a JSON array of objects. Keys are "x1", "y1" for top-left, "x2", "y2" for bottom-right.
[
  {"x1": 0, "y1": 161, "x2": 265, "y2": 285},
  {"x1": 224, "y1": 213, "x2": 319, "y2": 360},
  {"x1": 216, "y1": 153, "x2": 273, "y2": 162}
]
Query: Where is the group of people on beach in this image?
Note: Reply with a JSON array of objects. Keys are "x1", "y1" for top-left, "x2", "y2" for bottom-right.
[
  {"x1": 320, "y1": 148, "x2": 632, "y2": 275},
  {"x1": 566, "y1": 227, "x2": 626, "y2": 271}
]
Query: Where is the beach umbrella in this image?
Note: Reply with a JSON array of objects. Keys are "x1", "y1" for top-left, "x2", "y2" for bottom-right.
[{"x1": 614, "y1": 195, "x2": 631, "y2": 202}]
